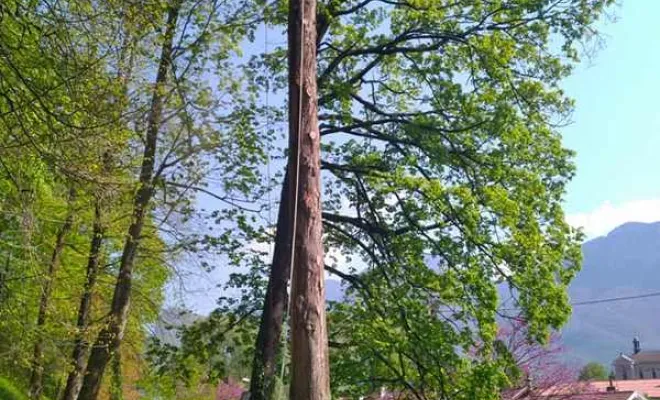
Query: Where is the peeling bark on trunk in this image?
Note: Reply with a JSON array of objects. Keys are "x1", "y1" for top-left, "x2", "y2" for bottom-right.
[
  {"x1": 251, "y1": 0, "x2": 329, "y2": 397},
  {"x1": 249, "y1": 6, "x2": 336, "y2": 399},
  {"x1": 76, "y1": 4, "x2": 179, "y2": 399},
  {"x1": 61, "y1": 201, "x2": 104, "y2": 400},
  {"x1": 29, "y1": 190, "x2": 76, "y2": 400},
  {"x1": 287, "y1": 0, "x2": 330, "y2": 397}
]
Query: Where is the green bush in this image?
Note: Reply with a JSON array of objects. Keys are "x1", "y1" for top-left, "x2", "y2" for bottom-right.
[
  {"x1": 578, "y1": 362, "x2": 609, "y2": 381},
  {"x1": 0, "y1": 377, "x2": 28, "y2": 400}
]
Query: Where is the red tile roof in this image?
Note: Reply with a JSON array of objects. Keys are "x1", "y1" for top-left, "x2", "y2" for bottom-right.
[
  {"x1": 591, "y1": 379, "x2": 660, "y2": 398},
  {"x1": 542, "y1": 392, "x2": 641, "y2": 400},
  {"x1": 538, "y1": 383, "x2": 596, "y2": 396},
  {"x1": 503, "y1": 388, "x2": 643, "y2": 400}
]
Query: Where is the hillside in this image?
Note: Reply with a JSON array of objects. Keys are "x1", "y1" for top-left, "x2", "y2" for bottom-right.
[{"x1": 563, "y1": 222, "x2": 660, "y2": 365}]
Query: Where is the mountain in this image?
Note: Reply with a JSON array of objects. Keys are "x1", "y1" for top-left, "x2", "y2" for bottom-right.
[
  {"x1": 150, "y1": 308, "x2": 202, "y2": 346},
  {"x1": 564, "y1": 221, "x2": 660, "y2": 365}
]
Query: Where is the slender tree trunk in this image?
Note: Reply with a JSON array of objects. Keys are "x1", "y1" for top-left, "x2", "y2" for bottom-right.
[
  {"x1": 249, "y1": 170, "x2": 293, "y2": 400},
  {"x1": 65, "y1": 4, "x2": 133, "y2": 395},
  {"x1": 287, "y1": 0, "x2": 330, "y2": 397},
  {"x1": 0, "y1": 251, "x2": 10, "y2": 304},
  {"x1": 29, "y1": 190, "x2": 76, "y2": 400},
  {"x1": 61, "y1": 201, "x2": 104, "y2": 400},
  {"x1": 109, "y1": 346, "x2": 123, "y2": 400},
  {"x1": 76, "y1": 4, "x2": 179, "y2": 399}
]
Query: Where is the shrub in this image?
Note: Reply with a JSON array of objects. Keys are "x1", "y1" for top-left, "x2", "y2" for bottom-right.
[{"x1": 0, "y1": 377, "x2": 28, "y2": 400}]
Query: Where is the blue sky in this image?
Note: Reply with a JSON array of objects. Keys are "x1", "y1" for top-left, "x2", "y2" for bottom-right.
[{"x1": 561, "y1": 1, "x2": 660, "y2": 237}]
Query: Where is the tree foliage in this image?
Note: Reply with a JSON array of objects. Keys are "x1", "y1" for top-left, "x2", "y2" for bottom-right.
[
  {"x1": 0, "y1": 0, "x2": 266, "y2": 398},
  {"x1": 0, "y1": 377, "x2": 28, "y2": 400},
  {"x1": 142, "y1": 310, "x2": 256, "y2": 399},
  {"x1": 242, "y1": 0, "x2": 614, "y2": 399},
  {"x1": 0, "y1": 0, "x2": 616, "y2": 398},
  {"x1": 498, "y1": 319, "x2": 578, "y2": 390},
  {"x1": 578, "y1": 363, "x2": 608, "y2": 382}
]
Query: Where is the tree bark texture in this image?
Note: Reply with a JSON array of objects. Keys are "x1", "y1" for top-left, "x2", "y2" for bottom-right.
[
  {"x1": 76, "y1": 4, "x2": 179, "y2": 399},
  {"x1": 249, "y1": 170, "x2": 293, "y2": 400},
  {"x1": 29, "y1": 191, "x2": 76, "y2": 400},
  {"x1": 61, "y1": 201, "x2": 104, "y2": 400},
  {"x1": 287, "y1": 0, "x2": 330, "y2": 397},
  {"x1": 109, "y1": 346, "x2": 123, "y2": 400},
  {"x1": 249, "y1": 5, "x2": 337, "y2": 399}
]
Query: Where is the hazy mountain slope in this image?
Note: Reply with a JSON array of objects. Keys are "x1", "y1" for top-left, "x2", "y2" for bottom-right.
[{"x1": 563, "y1": 222, "x2": 660, "y2": 365}]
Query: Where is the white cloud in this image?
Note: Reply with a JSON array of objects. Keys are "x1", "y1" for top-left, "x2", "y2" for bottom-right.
[{"x1": 566, "y1": 199, "x2": 660, "y2": 239}]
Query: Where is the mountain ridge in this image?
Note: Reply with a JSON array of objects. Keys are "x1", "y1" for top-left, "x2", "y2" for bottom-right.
[{"x1": 564, "y1": 221, "x2": 660, "y2": 365}]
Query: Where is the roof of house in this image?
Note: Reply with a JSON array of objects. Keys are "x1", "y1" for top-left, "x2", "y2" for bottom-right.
[
  {"x1": 616, "y1": 354, "x2": 635, "y2": 364},
  {"x1": 541, "y1": 391, "x2": 644, "y2": 400},
  {"x1": 614, "y1": 351, "x2": 660, "y2": 365},
  {"x1": 502, "y1": 387, "x2": 531, "y2": 400},
  {"x1": 503, "y1": 389, "x2": 646, "y2": 400},
  {"x1": 543, "y1": 384, "x2": 598, "y2": 397},
  {"x1": 631, "y1": 351, "x2": 660, "y2": 363},
  {"x1": 591, "y1": 379, "x2": 660, "y2": 398}
]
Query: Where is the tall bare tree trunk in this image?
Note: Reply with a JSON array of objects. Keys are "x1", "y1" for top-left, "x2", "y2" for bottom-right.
[
  {"x1": 249, "y1": 5, "x2": 338, "y2": 397},
  {"x1": 287, "y1": 0, "x2": 330, "y2": 397},
  {"x1": 29, "y1": 190, "x2": 76, "y2": 400},
  {"x1": 249, "y1": 171, "x2": 293, "y2": 400},
  {"x1": 61, "y1": 201, "x2": 104, "y2": 400},
  {"x1": 76, "y1": 4, "x2": 179, "y2": 399}
]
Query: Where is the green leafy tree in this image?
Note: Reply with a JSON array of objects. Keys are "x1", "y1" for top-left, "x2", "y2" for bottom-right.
[
  {"x1": 578, "y1": 362, "x2": 608, "y2": 382},
  {"x1": 141, "y1": 310, "x2": 257, "y2": 400},
  {"x1": 240, "y1": 0, "x2": 615, "y2": 399},
  {"x1": 77, "y1": 0, "x2": 266, "y2": 395},
  {"x1": 0, "y1": 0, "x2": 267, "y2": 398},
  {"x1": 0, "y1": 0, "x2": 619, "y2": 399},
  {"x1": 0, "y1": 377, "x2": 28, "y2": 400}
]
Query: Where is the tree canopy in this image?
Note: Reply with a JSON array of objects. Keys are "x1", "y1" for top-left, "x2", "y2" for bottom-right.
[
  {"x1": 242, "y1": 0, "x2": 612, "y2": 399},
  {"x1": 0, "y1": 0, "x2": 265, "y2": 398},
  {"x1": 0, "y1": 0, "x2": 615, "y2": 399},
  {"x1": 578, "y1": 362, "x2": 608, "y2": 382}
]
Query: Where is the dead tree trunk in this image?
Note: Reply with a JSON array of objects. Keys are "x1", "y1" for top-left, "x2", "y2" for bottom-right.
[
  {"x1": 287, "y1": 0, "x2": 330, "y2": 397},
  {"x1": 249, "y1": 170, "x2": 293, "y2": 400},
  {"x1": 248, "y1": 4, "x2": 340, "y2": 397},
  {"x1": 29, "y1": 191, "x2": 76, "y2": 400},
  {"x1": 61, "y1": 201, "x2": 104, "y2": 400},
  {"x1": 76, "y1": 4, "x2": 179, "y2": 399}
]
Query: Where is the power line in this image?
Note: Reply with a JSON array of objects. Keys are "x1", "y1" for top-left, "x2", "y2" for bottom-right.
[
  {"x1": 495, "y1": 290, "x2": 660, "y2": 313},
  {"x1": 571, "y1": 291, "x2": 660, "y2": 306}
]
